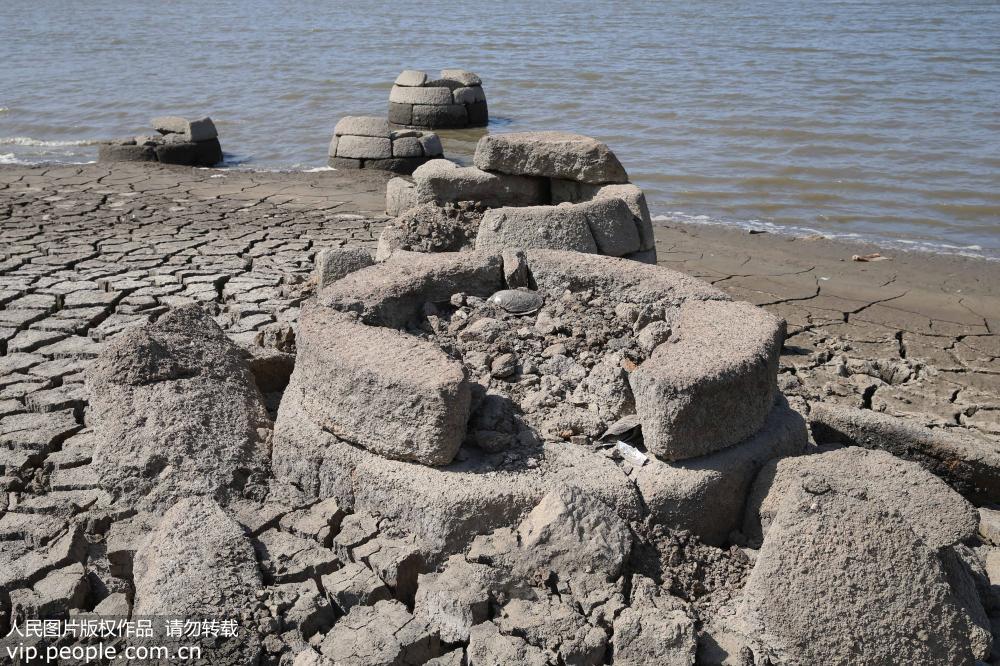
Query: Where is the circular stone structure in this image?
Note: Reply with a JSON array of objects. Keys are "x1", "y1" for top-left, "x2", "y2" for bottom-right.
[
  {"x1": 273, "y1": 249, "x2": 790, "y2": 558},
  {"x1": 381, "y1": 132, "x2": 657, "y2": 263},
  {"x1": 388, "y1": 69, "x2": 488, "y2": 129},
  {"x1": 99, "y1": 115, "x2": 223, "y2": 167},
  {"x1": 328, "y1": 116, "x2": 444, "y2": 174}
]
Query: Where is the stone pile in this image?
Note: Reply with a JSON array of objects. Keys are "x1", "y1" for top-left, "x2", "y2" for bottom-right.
[
  {"x1": 379, "y1": 131, "x2": 658, "y2": 263},
  {"x1": 328, "y1": 116, "x2": 444, "y2": 175},
  {"x1": 389, "y1": 69, "x2": 488, "y2": 129},
  {"x1": 98, "y1": 116, "x2": 224, "y2": 167},
  {"x1": 2, "y1": 167, "x2": 998, "y2": 664}
]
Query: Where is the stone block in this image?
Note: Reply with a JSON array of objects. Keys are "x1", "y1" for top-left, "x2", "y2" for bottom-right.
[
  {"x1": 388, "y1": 102, "x2": 413, "y2": 125},
  {"x1": 419, "y1": 133, "x2": 443, "y2": 157},
  {"x1": 412, "y1": 159, "x2": 547, "y2": 208},
  {"x1": 412, "y1": 103, "x2": 469, "y2": 129},
  {"x1": 737, "y1": 480, "x2": 980, "y2": 663},
  {"x1": 291, "y1": 305, "x2": 472, "y2": 466},
  {"x1": 98, "y1": 143, "x2": 157, "y2": 163},
  {"x1": 364, "y1": 156, "x2": 427, "y2": 174},
  {"x1": 385, "y1": 177, "x2": 419, "y2": 216},
  {"x1": 576, "y1": 197, "x2": 641, "y2": 256},
  {"x1": 193, "y1": 137, "x2": 223, "y2": 166},
  {"x1": 395, "y1": 70, "x2": 428, "y2": 87},
  {"x1": 475, "y1": 131, "x2": 628, "y2": 184},
  {"x1": 335, "y1": 135, "x2": 392, "y2": 160},
  {"x1": 808, "y1": 403, "x2": 1000, "y2": 503},
  {"x1": 392, "y1": 136, "x2": 424, "y2": 158},
  {"x1": 328, "y1": 156, "x2": 362, "y2": 169},
  {"x1": 467, "y1": 100, "x2": 489, "y2": 126},
  {"x1": 744, "y1": 445, "x2": 979, "y2": 549},
  {"x1": 133, "y1": 497, "x2": 261, "y2": 665},
  {"x1": 440, "y1": 69, "x2": 482, "y2": 86},
  {"x1": 333, "y1": 116, "x2": 391, "y2": 138},
  {"x1": 389, "y1": 85, "x2": 454, "y2": 106},
  {"x1": 476, "y1": 205, "x2": 599, "y2": 254},
  {"x1": 630, "y1": 300, "x2": 784, "y2": 461},
  {"x1": 635, "y1": 399, "x2": 807, "y2": 545},
  {"x1": 151, "y1": 116, "x2": 218, "y2": 142},
  {"x1": 453, "y1": 86, "x2": 486, "y2": 104},
  {"x1": 314, "y1": 247, "x2": 374, "y2": 290},
  {"x1": 86, "y1": 304, "x2": 271, "y2": 512}
]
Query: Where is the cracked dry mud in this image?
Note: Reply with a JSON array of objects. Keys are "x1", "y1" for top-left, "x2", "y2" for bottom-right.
[{"x1": 1, "y1": 162, "x2": 999, "y2": 665}]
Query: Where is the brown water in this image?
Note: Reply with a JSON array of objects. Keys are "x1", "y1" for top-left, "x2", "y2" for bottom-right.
[{"x1": 2, "y1": 0, "x2": 998, "y2": 257}]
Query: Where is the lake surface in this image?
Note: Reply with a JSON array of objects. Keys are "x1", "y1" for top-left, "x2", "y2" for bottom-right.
[{"x1": 2, "y1": 0, "x2": 999, "y2": 257}]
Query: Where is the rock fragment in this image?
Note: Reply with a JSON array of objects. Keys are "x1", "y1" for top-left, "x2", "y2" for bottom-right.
[{"x1": 86, "y1": 304, "x2": 271, "y2": 511}]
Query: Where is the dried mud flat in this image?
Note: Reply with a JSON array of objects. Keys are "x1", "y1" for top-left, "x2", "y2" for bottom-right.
[{"x1": 1, "y1": 162, "x2": 999, "y2": 665}]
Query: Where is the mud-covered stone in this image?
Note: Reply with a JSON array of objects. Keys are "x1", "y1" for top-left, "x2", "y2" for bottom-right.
[
  {"x1": 86, "y1": 304, "x2": 271, "y2": 512},
  {"x1": 132, "y1": 497, "x2": 262, "y2": 665},
  {"x1": 290, "y1": 305, "x2": 471, "y2": 466}
]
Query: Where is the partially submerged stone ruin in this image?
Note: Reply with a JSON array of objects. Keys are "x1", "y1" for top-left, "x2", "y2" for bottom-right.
[
  {"x1": 99, "y1": 116, "x2": 224, "y2": 167},
  {"x1": 379, "y1": 131, "x2": 657, "y2": 264},
  {"x1": 328, "y1": 116, "x2": 444, "y2": 174},
  {"x1": 389, "y1": 69, "x2": 488, "y2": 129}
]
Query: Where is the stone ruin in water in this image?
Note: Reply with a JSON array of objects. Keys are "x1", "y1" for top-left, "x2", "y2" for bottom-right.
[
  {"x1": 378, "y1": 131, "x2": 658, "y2": 264},
  {"x1": 11, "y1": 130, "x2": 993, "y2": 665},
  {"x1": 98, "y1": 116, "x2": 224, "y2": 167},
  {"x1": 389, "y1": 69, "x2": 488, "y2": 129},
  {"x1": 328, "y1": 116, "x2": 444, "y2": 175}
]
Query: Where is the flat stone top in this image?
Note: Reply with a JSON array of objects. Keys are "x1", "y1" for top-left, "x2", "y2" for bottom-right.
[
  {"x1": 643, "y1": 299, "x2": 783, "y2": 382},
  {"x1": 394, "y1": 69, "x2": 428, "y2": 87},
  {"x1": 474, "y1": 131, "x2": 628, "y2": 185},
  {"x1": 334, "y1": 116, "x2": 392, "y2": 139},
  {"x1": 440, "y1": 69, "x2": 482, "y2": 87}
]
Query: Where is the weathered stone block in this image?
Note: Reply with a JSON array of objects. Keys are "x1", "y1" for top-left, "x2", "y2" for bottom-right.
[
  {"x1": 630, "y1": 300, "x2": 784, "y2": 461},
  {"x1": 419, "y1": 133, "x2": 443, "y2": 157},
  {"x1": 86, "y1": 304, "x2": 271, "y2": 511},
  {"x1": 440, "y1": 69, "x2": 482, "y2": 86},
  {"x1": 386, "y1": 177, "x2": 420, "y2": 216},
  {"x1": 453, "y1": 86, "x2": 486, "y2": 104},
  {"x1": 475, "y1": 131, "x2": 628, "y2": 184},
  {"x1": 394, "y1": 70, "x2": 428, "y2": 87},
  {"x1": 133, "y1": 497, "x2": 261, "y2": 665},
  {"x1": 636, "y1": 399, "x2": 807, "y2": 545},
  {"x1": 476, "y1": 205, "x2": 599, "y2": 254},
  {"x1": 576, "y1": 197, "x2": 641, "y2": 256},
  {"x1": 388, "y1": 102, "x2": 413, "y2": 125},
  {"x1": 389, "y1": 85, "x2": 454, "y2": 106},
  {"x1": 467, "y1": 100, "x2": 489, "y2": 127},
  {"x1": 335, "y1": 135, "x2": 392, "y2": 160},
  {"x1": 412, "y1": 103, "x2": 469, "y2": 129},
  {"x1": 314, "y1": 247, "x2": 374, "y2": 290},
  {"x1": 292, "y1": 305, "x2": 472, "y2": 466},
  {"x1": 744, "y1": 445, "x2": 979, "y2": 549},
  {"x1": 392, "y1": 136, "x2": 424, "y2": 158},
  {"x1": 151, "y1": 116, "x2": 218, "y2": 142},
  {"x1": 412, "y1": 159, "x2": 547, "y2": 208},
  {"x1": 98, "y1": 143, "x2": 156, "y2": 163},
  {"x1": 333, "y1": 116, "x2": 391, "y2": 138}
]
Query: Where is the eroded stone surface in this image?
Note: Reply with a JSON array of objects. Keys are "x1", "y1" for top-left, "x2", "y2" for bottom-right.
[{"x1": 86, "y1": 304, "x2": 272, "y2": 511}]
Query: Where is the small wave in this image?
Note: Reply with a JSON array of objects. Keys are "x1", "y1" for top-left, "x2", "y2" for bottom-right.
[
  {"x1": 651, "y1": 211, "x2": 997, "y2": 261},
  {"x1": 0, "y1": 136, "x2": 102, "y2": 147},
  {"x1": 0, "y1": 152, "x2": 19, "y2": 164}
]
